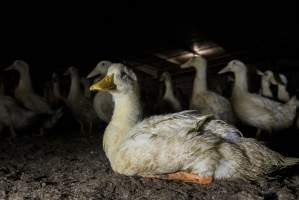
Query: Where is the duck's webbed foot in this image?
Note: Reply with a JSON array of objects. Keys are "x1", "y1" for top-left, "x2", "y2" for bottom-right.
[{"x1": 144, "y1": 171, "x2": 213, "y2": 185}]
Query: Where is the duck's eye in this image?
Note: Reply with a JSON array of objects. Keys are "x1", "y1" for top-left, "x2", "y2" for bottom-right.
[{"x1": 120, "y1": 71, "x2": 127, "y2": 79}]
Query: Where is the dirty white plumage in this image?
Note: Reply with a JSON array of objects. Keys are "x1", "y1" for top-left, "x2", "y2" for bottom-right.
[
  {"x1": 180, "y1": 55, "x2": 235, "y2": 124},
  {"x1": 219, "y1": 60, "x2": 298, "y2": 133},
  {"x1": 89, "y1": 63, "x2": 298, "y2": 184}
]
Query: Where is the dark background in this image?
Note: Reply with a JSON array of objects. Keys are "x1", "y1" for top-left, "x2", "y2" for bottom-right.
[{"x1": 0, "y1": 1, "x2": 297, "y2": 77}]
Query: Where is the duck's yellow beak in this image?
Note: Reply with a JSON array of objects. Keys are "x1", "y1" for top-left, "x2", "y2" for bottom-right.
[{"x1": 90, "y1": 74, "x2": 116, "y2": 92}]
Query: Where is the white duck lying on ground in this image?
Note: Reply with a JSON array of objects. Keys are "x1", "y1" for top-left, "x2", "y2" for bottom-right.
[
  {"x1": 87, "y1": 60, "x2": 114, "y2": 123},
  {"x1": 277, "y1": 73, "x2": 290, "y2": 102},
  {"x1": 257, "y1": 70, "x2": 278, "y2": 98},
  {"x1": 219, "y1": 60, "x2": 299, "y2": 138},
  {"x1": 5, "y1": 60, "x2": 63, "y2": 131},
  {"x1": 154, "y1": 72, "x2": 183, "y2": 114},
  {"x1": 180, "y1": 55, "x2": 236, "y2": 124},
  {"x1": 89, "y1": 63, "x2": 298, "y2": 185}
]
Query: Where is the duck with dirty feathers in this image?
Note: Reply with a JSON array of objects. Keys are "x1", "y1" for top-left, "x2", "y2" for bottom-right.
[
  {"x1": 180, "y1": 55, "x2": 236, "y2": 124},
  {"x1": 257, "y1": 70, "x2": 278, "y2": 98},
  {"x1": 5, "y1": 60, "x2": 63, "y2": 131},
  {"x1": 89, "y1": 63, "x2": 298, "y2": 185},
  {"x1": 154, "y1": 72, "x2": 183, "y2": 114},
  {"x1": 65, "y1": 66, "x2": 98, "y2": 134},
  {"x1": 87, "y1": 60, "x2": 114, "y2": 123},
  {"x1": 0, "y1": 80, "x2": 53, "y2": 138},
  {"x1": 219, "y1": 60, "x2": 299, "y2": 138}
]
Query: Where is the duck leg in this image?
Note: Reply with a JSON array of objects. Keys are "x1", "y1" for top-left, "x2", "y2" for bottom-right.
[
  {"x1": 145, "y1": 172, "x2": 213, "y2": 185},
  {"x1": 79, "y1": 121, "x2": 86, "y2": 135}
]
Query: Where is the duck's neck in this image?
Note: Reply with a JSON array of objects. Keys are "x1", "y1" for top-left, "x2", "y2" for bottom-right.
[
  {"x1": 163, "y1": 79, "x2": 176, "y2": 100},
  {"x1": 16, "y1": 70, "x2": 34, "y2": 94},
  {"x1": 261, "y1": 79, "x2": 272, "y2": 97},
  {"x1": 104, "y1": 88, "x2": 142, "y2": 159},
  {"x1": 68, "y1": 73, "x2": 81, "y2": 100},
  {"x1": 53, "y1": 81, "x2": 62, "y2": 99},
  {"x1": 278, "y1": 84, "x2": 286, "y2": 93},
  {"x1": 192, "y1": 65, "x2": 207, "y2": 97},
  {"x1": 232, "y1": 70, "x2": 249, "y2": 95}
]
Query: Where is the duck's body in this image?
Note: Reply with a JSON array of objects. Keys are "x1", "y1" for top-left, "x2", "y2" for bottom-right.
[
  {"x1": 155, "y1": 72, "x2": 182, "y2": 114},
  {"x1": 66, "y1": 66, "x2": 98, "y2": 133},
  {"x1": 90, "y1": 63, "x2": 298, "y2": 184},
  {"x1": 219, "y1": 60, "x2": 298, "y2": 132},
  {"x1": 7, "y1": 61, "x2": 54, "y2": 115},
  {"x1": 181, "y1": 56, "x2": 235, "y2": 124},
  {"x1": 277, "y1": 74, "x2": 290, "y2": 102},
  {"x1": 5, "y1": 61, "x2": 63, "y2": 130},
  {"x1": 80, "y1": 77, "x2": 91, "y2": 99},
  {"x1": 87, "y1": 61, "x2": 114, "y2": 123},
  {"x1": 0, "y1": 94, "x2": 37, "y2": 137},
  {"x1": 257, "y1": 70, "x2": 276, "y2": 98}
]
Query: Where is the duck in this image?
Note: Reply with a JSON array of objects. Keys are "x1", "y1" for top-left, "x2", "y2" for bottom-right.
[
  {"x1": 5, "y1": 60, "x2": 63, "y2": 131},
  {"x1": 277, "y1": 73, "x2": 290, "y2": 102},
  {"x1": 154, "y1": 72, "x2": 183, "y2": 114},
  {"x1": 49, "y1": 73, "x2": 66, "y2": 109},
  {"x1": 180, "y1": 55, "x2": 235, "y2": 124},
  {"x1": 257, "y1": 70, "x2": 278, "y2": 98},
  {"x1": 80, "y1": 77, "x2": 91, "y2": 99},
  {"x1": 89, "y1": 63, "x2": 298, "y2": 185},
  {"x1": 218, "y1": 60, "x2": 299, "y2": 137},
  {"x1": 65, "y1": 66, "x2": 98, "y2": 134},
  {"x1": 0, "y1": 80, "x2": 44, "y2": 137},
  {"x1": 87, "y1": 60, "x2": 114, "y2": 123}
]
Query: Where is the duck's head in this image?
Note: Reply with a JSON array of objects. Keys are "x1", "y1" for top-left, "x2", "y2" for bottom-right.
[
  {"x1": 279, "y1": 74, "x2": 288, "y2": 86},
  {"x1": 159, "y1": 72, "x2": 171, "y2": 82},
  {"x1": 52, "y1": 73, "x2": 59, "y2": 82},
  {"x1": 5, "y1": 60, "x2": 30, "y2": 73},
  {"x1": 218, "y1": 60, "x2": 247, "y2": 75},
  {"x1": 87, "y1": 60, "x2": 112, "y2": 79},
  {"x1": 264, "y1": 70, "x2": 278, "y2": 85},
  {"x1": 180, "y1": 55, "x2": 207, "y2": 69},
  {"x1": 257, "y1": 70, "x2": 278, "y2": 85},
  {"x1": 64, "y1": 66, "x2": 79, "y2": 76},
  {"x1": 90, "y1": 63, "x2": 138, "y2": 95}
]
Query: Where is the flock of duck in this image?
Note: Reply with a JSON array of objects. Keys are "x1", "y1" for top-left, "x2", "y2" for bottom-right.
[{"x1": 0, "y1": 56, "x2": 299, "y2": 185}]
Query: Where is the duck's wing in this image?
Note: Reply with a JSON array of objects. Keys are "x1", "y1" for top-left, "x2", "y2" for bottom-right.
[
  {"x1": 19, "y1": 93, "x2": 53, "y2": 114},
  {"x1": 128, "y1": 110, "x2": 240, "y2": 142},
  {"x1": 249, "y1": 94, "x2": 281, "y2": 111}
]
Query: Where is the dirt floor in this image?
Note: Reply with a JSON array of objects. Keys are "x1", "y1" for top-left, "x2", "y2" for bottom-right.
[{"x1": 1, "y1": 124, "x2": 299, "y2": 200}]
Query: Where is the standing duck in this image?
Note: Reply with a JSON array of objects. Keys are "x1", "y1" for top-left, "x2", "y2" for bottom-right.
[
  {"x1": 180, "y1": 55, "x2": 235, "y2": 124},
  {"x1": 80, "y1": 77, "x2": 91, "y2": 99},
  {"x1": 89, "y1": 63, "x2": 298, "y2": 185},
  {"x1": 277, "y1": 74, "x2": 290, "y2": 102},
  {"x1": 87, "y1": 60, "x2": 114, "y2": 123},
  {"x1": 65, "y1": 66, "x2": 98, "y2": 134},
  {"x1": 218, "y1": 60, "x2": 298, "y2": 137},
  {"x1": 154, "y1": 72, "x2": 182, "y2": 114},
  {"x1": 257, "y1": 70, "x2": 278, "y2": 98},
  {"x1": 5, "y1": 60, "x2": 63, "y2": 131}
]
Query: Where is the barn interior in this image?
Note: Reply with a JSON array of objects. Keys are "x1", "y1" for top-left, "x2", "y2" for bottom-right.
[{"x1": 0, "y1": 2, "x2": 298, "y2": 199}]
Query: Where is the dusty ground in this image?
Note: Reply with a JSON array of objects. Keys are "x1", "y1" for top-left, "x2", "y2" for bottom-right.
[{"x1": 0, "y1": 125, "x2": 299, "y2": 200}]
